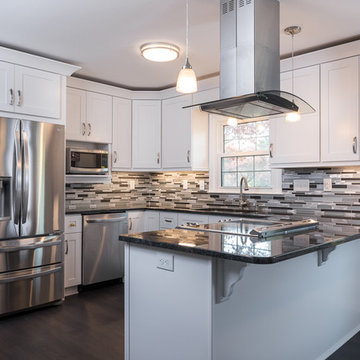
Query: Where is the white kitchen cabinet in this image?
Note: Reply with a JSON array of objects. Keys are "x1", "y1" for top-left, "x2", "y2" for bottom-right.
[
  {"x1": 192, "y1": 87, "x2": 219, "y2": 104},
  {"x1": 162, "y1": 95, "x2": 209, "y2": 171},
  {"x1": 66, "y1": 88, "x2": 86, "y2": 141},
  {"x1": 144, "y1": 211, "x2": 160, "y2": 231},
  {"x1": 270, "y1": 65, "x2": 320, "y2": 165},
  {"x1": 159, "y1": 211, "x2": 178, "y2": 229},
  {"x1": 64, "y1": 215, "x2": 82, "y2": 292},
  {"x1": 0, "y1": 61, "x2": 15, "y2": 112},
  {"x1": 132, "y1": 100, "x2": 161, "y2": 169},
  {"x1": 112, "y1": 97, "x2": 132, "y2": 170},
  {"x1": 86, "y1": 91, "x2": 112, "y2": 143},
  {"x1": 321, "y1": 56, "x2": 359, "y2": 162},
  {"x1": 66, "y1": 88, "x2": 112, "y2": 143},
  {"x1": 0, "y1": 61, "x2": 61, "y2": 118},
  {"x1": 177, "y1": 213, "x2": 209, "y2": 226},
  {"x1": 127, "y1": 211, "x2": 145, "y2": 234}
]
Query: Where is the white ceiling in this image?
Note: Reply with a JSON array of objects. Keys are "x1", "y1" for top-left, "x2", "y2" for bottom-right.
[{"x1": 1, "y1": 0, "x2": 359, "y2": 90}]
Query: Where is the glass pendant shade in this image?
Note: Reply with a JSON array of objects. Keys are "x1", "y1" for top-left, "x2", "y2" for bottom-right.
[{"x1": 176, "y1": 59, "x2": 197, "y2": 94}]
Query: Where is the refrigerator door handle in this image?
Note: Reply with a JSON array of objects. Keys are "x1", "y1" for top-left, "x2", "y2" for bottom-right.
[
  {"x1": 14, "y1": 128, "x2": 22, "y2": 227},
  {"x1": 21, "y1": 129, "x2": 30, "y2": 224}
]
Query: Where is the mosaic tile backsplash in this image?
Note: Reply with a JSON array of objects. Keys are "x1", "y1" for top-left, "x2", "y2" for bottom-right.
[{"x1": 66, "y1": 168, "x2": 360, "y2": 232}]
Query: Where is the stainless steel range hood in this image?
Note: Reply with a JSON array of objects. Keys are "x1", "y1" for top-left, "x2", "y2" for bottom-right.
[{"x1": 187, "y1": 0, "x2": 314, "y2": 120}]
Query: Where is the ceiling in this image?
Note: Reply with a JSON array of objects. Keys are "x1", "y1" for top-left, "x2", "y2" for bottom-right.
[{"x1": 1, "y1": 0, "x2": 359, "y2": 90}]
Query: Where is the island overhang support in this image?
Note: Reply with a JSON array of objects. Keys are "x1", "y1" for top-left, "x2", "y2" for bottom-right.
[
  {"x1": 215, "y1": 258, "x2": 247, "y2": 303},
  {"x1": 317, "y1": 246, "x2": 336, "y2": 266}
]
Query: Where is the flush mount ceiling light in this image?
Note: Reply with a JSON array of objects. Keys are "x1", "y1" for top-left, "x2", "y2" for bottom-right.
[
  {"x1": 176, "y1": 0, "x2": 197, "y2": 94},
  {"x1": 285, "y1": 25, "x2": 302, "y2": 123},
  {"x1": 140, "y1": 42, "x2": 180, "y2": 62}
]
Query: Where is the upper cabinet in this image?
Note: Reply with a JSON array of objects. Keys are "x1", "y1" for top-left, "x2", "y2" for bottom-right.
[
  {"x1": 112, "y1": 97, "x2": 132, "y2": 170},
  {"x1": 270, "y1": 65, "x2": 320, "y2": 165},
  {"x1": 132, "y1": 100, "x2": 161, "y2": 169},
  {"x1": 321, "y1": 56, "x2": 359, "y2": 162},
  {"x1": 66, "y1": 87, "x2": 112, "y2": 143},
  {"x1": 0, "y1": 61, "x2": 61, "y2": 118}
]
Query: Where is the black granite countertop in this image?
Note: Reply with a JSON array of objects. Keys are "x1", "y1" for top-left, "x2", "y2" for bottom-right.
[
  {"x1": 66, "y1": 206, "x2": 268, "y2": 218},
  {"x1": 119, "y1": 224, "x2": 360, "y2": 264}
]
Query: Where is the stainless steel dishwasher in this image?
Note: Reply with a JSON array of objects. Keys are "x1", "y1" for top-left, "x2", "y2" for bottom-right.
[{"x1": 82, "y1": 212, "x2": 128, "y2": 285}]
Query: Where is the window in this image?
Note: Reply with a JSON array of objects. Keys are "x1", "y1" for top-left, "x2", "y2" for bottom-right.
[{"x1": 209, "y1": 116, "x2": 281, "y2": 193}]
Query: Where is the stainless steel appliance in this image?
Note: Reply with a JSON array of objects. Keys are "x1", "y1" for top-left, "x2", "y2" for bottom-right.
[
  {"x1": 0, "y1": 117, "x2": 64, "y2": 315},
  {"x1": 66, "y1": 148, "x2": 109, "y2": 175},
  {"x1": 82, "y1": 212, "x2": 128, "y2": 285}
]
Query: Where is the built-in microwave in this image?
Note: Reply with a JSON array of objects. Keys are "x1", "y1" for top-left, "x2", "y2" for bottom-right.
[{"x1": 66, "y1": 148, "x2": 109, "y2": 175}]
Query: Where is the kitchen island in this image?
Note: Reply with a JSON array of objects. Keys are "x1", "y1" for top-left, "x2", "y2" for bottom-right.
[{"x1": 120, "y1": 220, "x2": 360, "y2": 360}]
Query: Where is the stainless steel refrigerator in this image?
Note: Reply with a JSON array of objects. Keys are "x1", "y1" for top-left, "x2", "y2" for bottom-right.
[{"x1": 0, "y1": 117, "x2": 64, "y2": 315}]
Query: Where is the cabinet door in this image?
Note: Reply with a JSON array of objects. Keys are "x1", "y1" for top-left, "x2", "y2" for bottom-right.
[
  {"x1": 112, "y1": 97, "x2": 132, "y2": 169},
  {"x1": 162, "y1": 95, "x2": 192, "y2": 169},
  {"x1": 192, "y1": 88, "x2": 219, "y2": 104},
  {"x1": 86, "y1": 91, "x2": 112, "y2": 143},
  {"x1": 15, "y1": 65, "x2": 60, "y2": 118},
  {"x1": 132, "y1": 100, "x2": 161, "y2": 169},
  {"x1": 0, "y1": 61, "x2": 15, "y2": 112},
  {"x1": 270, "y1": 65, "x2": 320, "y2": 164},
  {"x1": 128, "y1": 211, "x2": 145, "y2": 234},
  {"x1": 144, "y1": 211, "x2": 160, "y2": 231},
  {"x1": 64, "y1": 232, "x2": 82, "y2": 288},
  {"x1": 66, "y1": 88, "x2": 86, "y2": 141},
  {"x1": 321, "y1": 56, "x2": 359, "y2": 162}
]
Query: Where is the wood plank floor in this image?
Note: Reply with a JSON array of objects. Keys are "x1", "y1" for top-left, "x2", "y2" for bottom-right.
[
  {"x1": 0, "y1": 283, "x2": 124, "y2": 360},
  {"x1": 0, "y1": 282, "x2": 359, "y2": 359}
]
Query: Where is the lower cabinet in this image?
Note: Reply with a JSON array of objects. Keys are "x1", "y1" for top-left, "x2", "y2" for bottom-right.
[
  {"x1": 64, "y1": 215, "x2": 82, "y2": 293},
  {"x1": 159, "y1": 211, "x2": 178, "y2": 229},
  {"x1": 127, "y1": 211, "x2": 145, "y2": 234},
  {"x1": 144, "y1": 211, "x2": 160, "y2": 232}
]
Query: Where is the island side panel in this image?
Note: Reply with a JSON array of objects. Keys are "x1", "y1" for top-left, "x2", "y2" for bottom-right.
[
  {"x1": 212, "y1": 239, "x2": 360, "y2": 360},
  {"x1": 124, "y1": 243, "x2": 213, "y2": 360}
]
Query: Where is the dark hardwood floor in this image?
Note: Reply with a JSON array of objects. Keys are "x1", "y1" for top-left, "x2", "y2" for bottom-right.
[
  {"x1": 0, "y1": 283, "x2": 124, "y2": 360},
  {"x1": 0, "y1": 281, "x2": 359, "y2": 359}
]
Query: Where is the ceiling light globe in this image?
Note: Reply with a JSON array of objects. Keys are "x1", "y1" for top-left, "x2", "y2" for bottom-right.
[
  {"x1": 176, "y1": 67, "x2": 198, "y2": 94},
  {"x1": 285, "y1": 111, "x2": 301, "y2": 123},
  {"x1": 140, "y1": 43, "x2": 179, "y2": 62}
]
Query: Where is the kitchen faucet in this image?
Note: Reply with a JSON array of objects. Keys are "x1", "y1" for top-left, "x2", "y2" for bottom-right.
[{"x1": 239, "y1": 176, "x2": 249, "y2": 209}]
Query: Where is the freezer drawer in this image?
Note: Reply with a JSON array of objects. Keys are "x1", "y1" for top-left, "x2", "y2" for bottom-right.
[
  {"x1": 0, "y1": 234, "x2": 63, "y2": 273},
  {"x1": 0, "y1": 264, "x2": 63, "y2": 315},
  {"x1": 83, "y1": 213, "x2": 127, "y2": 285}
]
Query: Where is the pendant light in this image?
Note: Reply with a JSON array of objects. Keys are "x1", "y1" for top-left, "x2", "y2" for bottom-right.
[
  {"x1": 284, "y1": 26, "x2": 301, "y2": 123},
  {"x1": 176, "y1": 0, "x2": 197, "y2": 94}
]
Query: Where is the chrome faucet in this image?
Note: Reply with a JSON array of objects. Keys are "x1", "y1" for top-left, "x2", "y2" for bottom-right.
[{"x1": 239, "y1": 176, "x2": 249, "y2": 208}]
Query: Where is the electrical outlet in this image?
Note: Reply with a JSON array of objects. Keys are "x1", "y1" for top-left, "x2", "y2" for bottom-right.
[
  {"x1": 199, "y1": 180, "x2": 205, "y2": 191},
  {"x1": 324, "y1": 178, "x2": 332, "y2": 191},
  {"x1": 156, "y1": 252, "x2": 174, "y2": 272},
  {"x1": 90, "y1": 204, "x2": 97, "y2": 209},
  {"x1": 182, "y1": 180, "x2": 188, "y2": 190},
  {"x1": 129, "y1": 180, "x2": 135, "y2": 190},
  {"x1": 293, "y1": 179, "x2": 310, "y2": 192}
]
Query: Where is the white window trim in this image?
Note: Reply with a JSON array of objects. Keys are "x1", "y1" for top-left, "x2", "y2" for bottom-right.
[{"x1": 208, "y1": 115, "x2": 282, "y2": 194}]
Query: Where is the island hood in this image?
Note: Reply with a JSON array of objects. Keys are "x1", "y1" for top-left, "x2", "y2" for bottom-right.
[{"x1": 187, "y1": 0, "x2": 314, "y2": 120}]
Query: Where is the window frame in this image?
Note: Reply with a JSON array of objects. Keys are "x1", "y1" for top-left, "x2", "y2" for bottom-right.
[{"x1": 209, "y1": 115, "x2": 282, "y2": 194}]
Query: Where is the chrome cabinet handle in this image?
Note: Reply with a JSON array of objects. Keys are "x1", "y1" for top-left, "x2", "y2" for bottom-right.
[
  {"x1": 86, "y1": 217, "x2": 127, "y2": 224},
  {"x1": 269, "y1": 143, "x2": 274, "y2": 158},
  {"x1": 113, "y1": 151, "x2": 118, "y2": 163},
  {"x1": 65, "y1": 240, "x2": 69, "y2": 255},
  {"x1": 9, "y1": 89, "x2": 14, "y2": 105},
  {"x1": 353, "y1": 136, "x2": 358, "y2": 154},
  {"x1": 129, "y1": 218, "x2": 133, "y2": 230},
  {"x1": 17, "y1": 90, "x2": 22, "y2": 106},
  {"x1": 164, "y1": 219, "x2": 172, "y2": 223},
  {"x1": 187, "y1": 150, "x2": 191, "y2": 163},
  {"x1": 88, "y1": 123, "x2": 92, "y2": 136},
  {"x1": 82, "y1": 122, "x2": 86, "y2": 136},
  {"x1": 156, "y1": 152, "x2": 160, "y2": 164}
]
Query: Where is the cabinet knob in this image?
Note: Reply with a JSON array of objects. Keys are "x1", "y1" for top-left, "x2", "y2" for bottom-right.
[
  {"x1": 17, "y1": 90, "x2": 22, "y2": 107},
  {"x1": 9, "y1": 89, "x2": 14, "y2": 105},
  {"x1": 82, "y1": 122, "x2": 86, "y2": 136},
  {"x1": 353, "y1": 136, "x2": 358, "y2": 154},
  {"x1": 269, "y1": 143, "x2": 274, "y2": 158},
  {"x1": 69, "y1": 222, "x2": 76, "y2": 227}
]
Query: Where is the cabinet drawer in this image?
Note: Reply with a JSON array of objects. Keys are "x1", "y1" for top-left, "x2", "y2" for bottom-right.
[
  {"x1": 159, "y1": 212, "x2": 178, "y2": 229},
  {"x1": 177, "y1": 214, "x2": 209, "y2": 226},
  {"x1": 65, "y1": 215, "x2": 82, "y2": 234}
]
